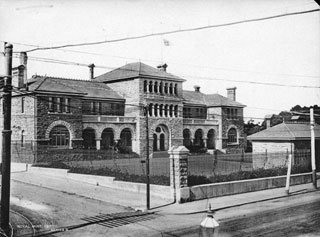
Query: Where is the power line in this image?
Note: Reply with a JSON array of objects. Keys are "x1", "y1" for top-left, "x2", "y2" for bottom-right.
[
  {"x1": 2, "y1": 40, "x2": 319, "y2": 80},
  {"x1": 3, "y1": 54, "x2": 319, "y2": 89},
  {"x1": 17, "y1": 8, "x2": 320, "y2": 53}
]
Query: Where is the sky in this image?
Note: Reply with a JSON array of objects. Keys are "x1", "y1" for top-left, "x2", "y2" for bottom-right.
[{"x1": 0, "y1": 0, "x2": 319, "y2": 122}]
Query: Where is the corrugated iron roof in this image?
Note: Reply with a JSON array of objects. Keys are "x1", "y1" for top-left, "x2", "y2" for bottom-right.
[{"x1": 247, "y1": 122, "x2": 320, "y2": 141}]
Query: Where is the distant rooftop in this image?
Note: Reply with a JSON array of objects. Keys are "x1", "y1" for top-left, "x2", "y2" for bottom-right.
[
  {"x1": 27, "y1": 75, "x2": 124, "y2": 100},
  {"x1": 248, "y1": 122, "x2": 320, "y2": 141},
  {"x1": 94, "y1": 62, "x2": 186, "y2": 82},
  {"x1": 183, "y1": 90, "x2": 246, "y2": 107}
]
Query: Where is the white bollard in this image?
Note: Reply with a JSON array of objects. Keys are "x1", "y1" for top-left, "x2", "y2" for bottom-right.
[{"x1": 285, "y1": 154, "x2": 292, "y2": 195}]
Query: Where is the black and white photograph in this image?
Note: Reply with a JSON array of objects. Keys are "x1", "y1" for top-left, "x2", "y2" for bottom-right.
[{"x1": 0, "y1": 0, "x2": 319, "y2": 236}]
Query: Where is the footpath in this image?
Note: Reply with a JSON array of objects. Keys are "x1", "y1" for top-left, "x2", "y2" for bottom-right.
[{"x1": 7, "y1": 163, "x2": 320, "y2": 236}]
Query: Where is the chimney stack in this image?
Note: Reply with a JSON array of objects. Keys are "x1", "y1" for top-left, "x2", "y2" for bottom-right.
[
  {"x1": 20, "y1": 52, "x2": 28, "y2": 85},
  {"x1": 12, "y1": 65, "x2": 25, "y2": 88},
  {"x1": 194, "y1": 85, "x2": 200, "y2": 92},
  {"x1": 157, "y1": 63, "x2": 168, "y2": 72},
  {"x1": 227, "y1": 87, "x2": 237, "y2": 101},
  {"x1": 88, "y1": 63, "x2": 95, "y2": 79},
  {"x1": 264, "y1": 114, "x2": 274, "y2": 129}
]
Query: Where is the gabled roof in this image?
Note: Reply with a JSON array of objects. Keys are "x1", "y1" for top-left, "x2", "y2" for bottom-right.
[
  {"x1": 27, "y1": 75, "x2": 124, "y2": 100},
  {"x1": 247, "y1": 122, "x2": 320, "y2": 141},
  {"x1": 94, "y1": 62, "x2": 185, "y2": 82},
  {"x1": 183, "y1": 90, "x2": 246, "y2": 107}
]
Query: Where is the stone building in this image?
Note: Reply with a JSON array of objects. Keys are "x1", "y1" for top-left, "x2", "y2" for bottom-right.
[
  {"x1": 247, "y1": 121, "x2": 320, "y2": 169},
  {"x1": 0, "y1": 57, "x2": 246, "y2": 161}
]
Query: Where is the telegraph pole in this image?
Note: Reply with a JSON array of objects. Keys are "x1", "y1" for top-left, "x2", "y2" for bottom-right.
[
  {"x1": 144, "y1": 106, "x2": 150, "y2": 210},
  {"x1": 1, "y1": 43, "x2": 13, "y2": 236},
  {"x1": 310, "y1": 107, "x2": 317, "y2": 189}
]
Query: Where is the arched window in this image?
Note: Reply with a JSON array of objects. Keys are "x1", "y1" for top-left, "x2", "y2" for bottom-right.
[
  {"x1": 169, "y1": 83, "x2": 173, "y2": 95},
  {"x1": 164, "y1": 104, "x2": 168, "y2": 117},
  {"x1": 174, "y1": 105, "x2": 178, "y2": 117},
  {"x1": 174, "y1": 84, "x2": 178, "y2": 95},
  {"x1": 149, "y1": 81, "x2": 153, "y2": 93},
  {"x1": 21, "y1": 130, "x2": 25, "y2": 147},
  {"x1": 120, "y1": 128, "x2": 132, "y2": 147},
  {"x1": 83, "y1": 128, "x2": 96, "y2": 149},
  {"x1": 154, "y1": 104, "x2": 158, "y2": 117},
  {"x1": 143, "y1": 80, "x2": 148, "y2": 92},
  {"x1": 153, "y1": 134, "x2": 158, "y2": 151},
  {"x1": 169, "y1": 105, "x2": 173, "y2": 117},
  {"x1": 159, "y1": 104, "x2": 163, "y2": 117},
  {"x1": 228, "y1": 128, "x2": 237, "y2": 143},
  {"x1": 207, "y1": 129, "x2": 215, "y2": 149},
  {"x1": 164, "y1": 83, "x2": 168, "y2": 94},
  {"x1": 49, "y1": 125, "x2": 70, "y2": 147},
  {"x1": 153, "y1": 125, "x2": 168, "y2": 151},
  {"x1": 159, "y1": 82, "x2": 163, "y2": 94},
  {"x1": 148, "y1": 104, "x2": 153, "y2": 117},
  {"x1": 154, "y1": 81, "x2": 158, "y2": 93}
]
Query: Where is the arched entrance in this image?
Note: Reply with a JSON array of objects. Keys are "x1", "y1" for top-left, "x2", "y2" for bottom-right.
[
  {"x1": 83, "y1": 128, "x2": 96, "y2": 149},
  {"x1": 194, "y1": 129, "x2": 204, "y2": 148},
  {"x1": 153, "y1": 125, "x2": 169, "y2": 151},
  {"x1": 120, "y1": 128, "x2": 132, "y2": 147},
  {"x1": 207, "y1": 129, "x2": 215, "y2": 149},
  {"x1": 101, "y1": 128, "x2": 114, "y2": 150},
  {"x1": 183, "y1": 129, "x2": 192, "y2": 147},
  {"x1": 49, "y1": 125, "x2": 70, "y2": 147}
]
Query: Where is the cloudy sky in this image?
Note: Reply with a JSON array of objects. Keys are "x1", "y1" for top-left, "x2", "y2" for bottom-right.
[{"x1": 0, "y1": 0, "x2": 319, "y2": 121}]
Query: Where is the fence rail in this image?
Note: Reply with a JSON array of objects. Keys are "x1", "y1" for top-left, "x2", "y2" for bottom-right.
[{"x1": 10, "y1": 141, "x2": 311, "y2": 181}]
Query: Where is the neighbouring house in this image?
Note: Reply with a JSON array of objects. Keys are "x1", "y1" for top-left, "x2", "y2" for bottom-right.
[
  {"x1": 0, "y1": 53, "x2": 246, "y2": 164},
  {"x1": 247, "y1": 120, "x2": 320, "y2": 170}
]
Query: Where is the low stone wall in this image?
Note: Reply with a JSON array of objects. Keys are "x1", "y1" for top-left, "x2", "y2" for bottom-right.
[
  {"x1": 186, "y1": 172, "x2": 312, "y2": 201},
  {"x1": 67, "y1": 172, "x2": 172, "y2": 200},
  {"x1": 26, "y1": 166, "x2": 172, "y2": 200}
]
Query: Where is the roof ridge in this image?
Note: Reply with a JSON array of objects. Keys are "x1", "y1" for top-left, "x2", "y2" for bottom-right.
[{"x1": 32, "y1": 75, "x2": 104, "y2": 83}]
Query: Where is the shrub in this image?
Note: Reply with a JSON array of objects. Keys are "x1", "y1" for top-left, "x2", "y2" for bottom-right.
[
  {"x1": 32, "y1": 162, "x2": 70, "y2": 169},
  {"x1": 68, "y1": 166, "x2": 170, "y2": 186},
  {"x1": 118, "y1": 145, "x2": 133, "y2": 154},
  {"x1": 188, "y1": 165, "x2": 311, "y2": 186}
]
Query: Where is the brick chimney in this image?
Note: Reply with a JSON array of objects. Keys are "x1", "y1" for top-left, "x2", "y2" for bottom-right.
[
  {"x1": 88, "y1": 63, "x2": 95, "y2": 79},
  {"x1": 264, "y1": 114, "x2": 274, "y2": 129},
  {"x1": 194, "y1": 85, "x2": 200, "y2": 92},
  {"x1": 20, "y1": 52, "x2": 28, "y2": 86},
  {"x1": 157, "y1": 63, "x2": 168, "y2": 72},
  {"x1": 12, "y1": 65, "x2": 25, "y2": 88},
  {"x1": 227, "y1": 87, "x2": 237, "y2": 101}
]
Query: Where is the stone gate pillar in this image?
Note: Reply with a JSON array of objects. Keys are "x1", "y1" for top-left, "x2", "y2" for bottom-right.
[{"x1": 168, "y1": 146, "x2": 190, "y2": 203}]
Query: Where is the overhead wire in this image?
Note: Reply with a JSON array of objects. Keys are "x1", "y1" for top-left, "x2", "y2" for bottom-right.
[
  {"x1": 16, "y1": 8, "x2": 319, "y2": 53},
  {"x1": 1, "y1": 41, "x2": 319, "y2": 80},
  {"x1": 2, "y1": 53, "x2": 319, "y2": 89}
]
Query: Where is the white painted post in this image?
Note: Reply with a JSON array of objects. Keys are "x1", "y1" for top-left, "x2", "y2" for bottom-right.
[
  {"x1": 285, "y1": 154, "x2": 292, "y2": 195},
  {"x1": 96, "y1": 139, "x2": 101, "y2": 150},
  {"x1": 310, "y1": 107, "x2": 317, "y2": 189}
]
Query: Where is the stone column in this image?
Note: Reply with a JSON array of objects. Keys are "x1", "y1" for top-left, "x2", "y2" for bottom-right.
[
  {"x1": 203, "y1": 136, "x2": 208, "y2": 148},
  {"x1": 168, "y1": 146, "x2": 190, "y2": 203},
  {"x1": 96, "y1": 138, "x2": 101, "y2": 150}
]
